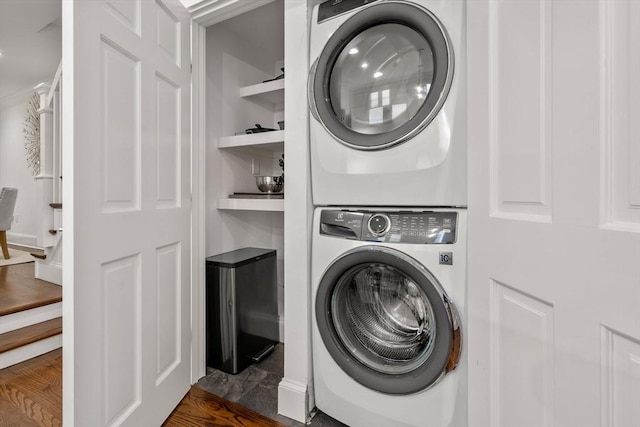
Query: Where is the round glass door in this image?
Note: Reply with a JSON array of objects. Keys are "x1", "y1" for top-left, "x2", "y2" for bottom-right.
[
  {"x1": 329, "y1": 24, "x2": 434, "y2": 136},
  {"x1": 316, "y1": 246, "x2": 460, "y2": 395},
  {"x1": 311, "y1": 2, "x2": 453, "y2": 150},
  {"x1": 332, "y1": 263, "x2": 437, "y2": 375}
]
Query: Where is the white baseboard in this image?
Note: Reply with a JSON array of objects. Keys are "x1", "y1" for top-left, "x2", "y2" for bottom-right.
[
  {"x1": 0, "y1": 302, "x2": 62, "y2": 334},
  {"x1": 0, "y1": 334, "x2": 62, "y2": 369},
  {"x1": 35, "y1": 260, "x2": 62, "y2": 285},
  {"x1": 7, "y1": 232, "x2": 38, "y2": 248},
  {"x1": 278, "y1": 378, "x2": 310, "y2": 424},
  {"x1": 279, "y1": 316, "x2": 284, "y2": 342}
]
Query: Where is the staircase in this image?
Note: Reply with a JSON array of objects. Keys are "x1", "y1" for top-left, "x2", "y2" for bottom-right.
[
  {"x1": 33, "y1": 62, "x2": 63, "y2": 286},
  {"x1": 0, "y1": 265, "x2": 62, "y2": 369},
  {"x1": 0, "y1": 63, "x2": 63, "y2": 371}
]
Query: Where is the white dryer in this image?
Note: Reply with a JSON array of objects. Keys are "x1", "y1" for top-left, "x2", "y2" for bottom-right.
[
  {"x1": 309, "y1": 0, "x2": 466, "y2": 207},
  {"x1": 311, "y1": 207, "x2": 467, "y2": 427}
]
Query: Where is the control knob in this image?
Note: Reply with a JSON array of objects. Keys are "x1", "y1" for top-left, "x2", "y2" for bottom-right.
[{"x1": 368, "y1": 213, "x2": 391, "y2": 237}]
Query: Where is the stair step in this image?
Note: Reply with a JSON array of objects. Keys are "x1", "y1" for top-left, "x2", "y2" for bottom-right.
[
  {"x1": 0, "y1": 302, "x2": 62, "y2": 335},
  {"x1": 0, "y1": 317, "x2": 62, "y2": 354},
  {"x1": 0, "y1": 263, "x2": 62, "y2": 317}
]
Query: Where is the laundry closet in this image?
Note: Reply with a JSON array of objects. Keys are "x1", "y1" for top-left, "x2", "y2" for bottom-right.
[
  {"x1": 204, "y1": 1, "x2": 285, "y2": 336},
  {"x1": 58, "y1": 0, "x2": 639, "y2": 424}
]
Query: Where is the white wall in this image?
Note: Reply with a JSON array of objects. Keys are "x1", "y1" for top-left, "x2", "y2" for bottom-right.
[{"x1": 0, "y1": 90, "x2": 40, "y2": 246}]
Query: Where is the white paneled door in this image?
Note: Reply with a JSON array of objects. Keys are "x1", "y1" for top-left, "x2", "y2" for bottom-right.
[
  {"x1": 63, "y1": 0, "x2": 191, "y2": 425},
  {"x1": 468, "y1": 1, "x2": 640, "y2": 427}
]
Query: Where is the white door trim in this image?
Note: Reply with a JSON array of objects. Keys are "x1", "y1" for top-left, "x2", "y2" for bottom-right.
[
  {"x1": 187, "y1": 0, "x2": 280, "y2": 386},
  {"x1": 188, "y1": 2, "x2": 312, "y2": 423},
  {"x1": 189, "y1": 0, "x2": 275, "y2": 27},
  {"x1": 190, "y1": 18, "x2": 207, "y2": 385}
]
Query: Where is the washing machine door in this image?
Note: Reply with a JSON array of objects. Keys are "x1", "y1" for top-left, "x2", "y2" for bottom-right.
[
  {"x1": 315, "y1": 246, "x2": 461, "y2": 395},
  {"x1": 309, "y1": 1, "x2": 454, "y2": 150}
]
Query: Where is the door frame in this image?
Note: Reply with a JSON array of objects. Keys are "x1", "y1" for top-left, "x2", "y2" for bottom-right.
[
  {"x1": 188, "y1": 0, "x2": 278, "y2": 384},
  {"x1": 190, "y1": 2, "x2": 314, "y2": 423}
]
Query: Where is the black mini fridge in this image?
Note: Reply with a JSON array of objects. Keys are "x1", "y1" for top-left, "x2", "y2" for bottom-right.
[{"x1": 206, "y1": 247, "x2": 279, "y2": 374}]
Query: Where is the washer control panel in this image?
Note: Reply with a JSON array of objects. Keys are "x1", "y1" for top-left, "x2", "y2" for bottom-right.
[{"x1": 319, "y1": 209, "x2": 457, "y2": 244}]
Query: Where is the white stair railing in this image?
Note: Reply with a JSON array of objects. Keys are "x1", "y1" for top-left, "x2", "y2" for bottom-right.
[{"x1": 33, "y1": 60, "x2": 63, "y2": 285}]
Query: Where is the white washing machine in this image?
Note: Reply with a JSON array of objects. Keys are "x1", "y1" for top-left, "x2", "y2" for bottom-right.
[
  {"x1": 311, "y1": 207, "x2": 467, "y2": 427},
  {"x1": 309, "y1": 0, "x2": 466, "y2": 207}
]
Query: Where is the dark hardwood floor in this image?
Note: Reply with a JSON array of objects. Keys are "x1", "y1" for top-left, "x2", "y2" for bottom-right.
[{"x1": 0, "y1": 348, "x2": 62, "y2": 427}]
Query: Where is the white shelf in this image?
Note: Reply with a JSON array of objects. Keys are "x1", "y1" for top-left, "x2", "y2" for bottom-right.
[
  {"x1": 217, "y1": 198, "x2": 284, "y2": 212},
  {"x1": 239, "y1": 79, "x2": 284, "y2": 105},
  {"x1": 218, "y1": 130, "x2": 285, "y2": 150}
]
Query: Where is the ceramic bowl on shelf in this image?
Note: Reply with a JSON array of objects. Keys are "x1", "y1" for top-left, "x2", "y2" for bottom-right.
[{"x1": 256, "y1": 176, "x2": 284, "y2": 193}]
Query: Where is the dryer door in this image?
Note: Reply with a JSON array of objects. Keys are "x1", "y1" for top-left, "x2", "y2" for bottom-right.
[
  {"x1": 315, "y1": 246, "x2": 461, "y2": 395},
  {"x1": 309, "y1": 1, "x2": 453, "y2": 150}
]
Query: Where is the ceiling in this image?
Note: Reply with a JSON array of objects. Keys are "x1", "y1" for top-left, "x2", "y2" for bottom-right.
[{"x1": 0, "y1": 0, "x2": 62, "y2": 100}]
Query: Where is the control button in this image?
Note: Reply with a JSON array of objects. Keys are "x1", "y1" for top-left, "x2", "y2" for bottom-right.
[
  {"x1": 368, "y1": 213, "x2": 391, "y2": 237},
  {"x1": 439, "y1": 252, "x2": 453, "y2": 265}
]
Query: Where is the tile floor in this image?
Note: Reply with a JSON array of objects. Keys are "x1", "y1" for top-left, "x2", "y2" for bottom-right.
[{"x1": 195, "y1": 344, "x2": 347, "y2": 426}]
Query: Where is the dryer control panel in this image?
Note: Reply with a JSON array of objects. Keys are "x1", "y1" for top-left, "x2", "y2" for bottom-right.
[
  {"x1": 319, "y1": 209, "x2": 457, "y2": 244},
  {"x1": 317, "y1": 0, "x2": 380, "y2": 23}
]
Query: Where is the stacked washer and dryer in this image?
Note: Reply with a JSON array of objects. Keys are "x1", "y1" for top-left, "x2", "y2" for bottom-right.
[{"x1": 308, "y1": 1, "x2": 467, "y2": 426}]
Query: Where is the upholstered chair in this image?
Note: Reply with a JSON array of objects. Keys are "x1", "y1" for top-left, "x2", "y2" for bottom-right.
[{"x1": 0, "y1": 187, "x2": 18, "y2": 259}]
